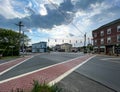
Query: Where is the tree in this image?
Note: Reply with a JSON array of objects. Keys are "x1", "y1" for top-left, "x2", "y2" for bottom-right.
[{"x1": 0, "y1": 28, "x2": 30, "y2": 56}]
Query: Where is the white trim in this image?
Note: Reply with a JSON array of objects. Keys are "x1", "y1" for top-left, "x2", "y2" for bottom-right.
[
  {"x1": 0, "y1": 56, "x2": 33, "y2": 76},
  {"x1": 48, "y1": 55, "x2": 96, "y2": 85}
]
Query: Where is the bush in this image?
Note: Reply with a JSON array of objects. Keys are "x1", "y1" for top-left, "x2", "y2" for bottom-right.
[
  {"x1": 11, "y1": 80, "x2": 62, "y2": 92},
  {"x1": 31, "y1": 80, "x2": 62, "y2": 92}
]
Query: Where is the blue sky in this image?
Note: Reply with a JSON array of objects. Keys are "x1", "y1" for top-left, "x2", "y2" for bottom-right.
[{"x1": 0, "y1": 0, "x2": 120, "y2": 46}]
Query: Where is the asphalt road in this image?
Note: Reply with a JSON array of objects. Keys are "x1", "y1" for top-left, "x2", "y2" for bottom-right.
[
  {"x1": 57, "y1": 71, "x2": 115, "y2": 92},
  {"x1": 0, "y1": 52, "x2": 83, "y2": 81},
  {"x1": 76, "y1": 55, "x2": 120, "y2": 92}
]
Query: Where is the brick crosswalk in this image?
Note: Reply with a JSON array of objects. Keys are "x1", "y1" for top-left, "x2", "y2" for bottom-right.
[
  {"x1": 0, "y1": 56, "x2": 33, "y2": 75},
  {"x1": 0, "y1": 54, "x2": 95, "y2": 92}
]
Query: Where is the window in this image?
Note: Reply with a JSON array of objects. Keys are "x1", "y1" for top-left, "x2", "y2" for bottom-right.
[
  {"x1": 107, "y1": 28, "x2": 111, "y2": 34},
  {"x1": 94, "y1": 40, "x2": 97, "y2": 45},
  {"x1": 101, "y1": 38, "x2": 104, "y2": 44},
  {"x1": 117, "y1": 25, "x2": 120, "y2": 32},
  {"x1": 107, "y1": 37, "x2": 111, "y2": 43},
  {"x1": 101, "y1": 31, "x2": 104, "y2": 36},
  {"x1": 117, "y1": 35, "x2": 120, "y2": 42},
  {"x1": 94, "y1": 33, "x2": 97, "y2": 37}
]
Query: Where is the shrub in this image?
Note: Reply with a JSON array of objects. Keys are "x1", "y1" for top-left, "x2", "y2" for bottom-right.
[
  {"x1": 11, "y1": 80, "x2": 62, "y2": 92},
  {"x1": 31, "y1": 80, "x2": 62, "y2": 92}
]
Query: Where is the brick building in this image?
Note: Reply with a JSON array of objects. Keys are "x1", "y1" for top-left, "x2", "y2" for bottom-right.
[{"x1": 92, "y1": 19, "x2": 120, "y2": 55}]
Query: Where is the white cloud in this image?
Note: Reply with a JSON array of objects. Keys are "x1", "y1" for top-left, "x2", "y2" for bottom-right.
[
  {"x1": 39, "y1": 4, "x2": 47, "y2": 16},
  {"x1": 34, "y1": 24, "x2": 84, "y2": 46},
  {"x1": 0, "y1": 0, "x2": 26, "y2": 19},
  {"x1": 89, "y1": 2, "x2": 112, "y2": 17},
  {"x1": 72, "y1": 1, "x2": 114, "y2": 37}
]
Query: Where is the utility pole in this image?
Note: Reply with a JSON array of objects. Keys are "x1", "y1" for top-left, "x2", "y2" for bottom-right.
[
  {"x1": 88, "y1": 37, "x2": 90, "y2": 45},
  {"x1": 16, "y1": 21, "x2": 24, "y2": 55},
  {"x1": 84, "y1": 33, "x2": 86, "y2": 53}
]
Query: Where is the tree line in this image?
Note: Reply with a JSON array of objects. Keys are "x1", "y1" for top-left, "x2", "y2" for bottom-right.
[{"x1": 0, "y1": 28, "x2": 30, "y2": 56}]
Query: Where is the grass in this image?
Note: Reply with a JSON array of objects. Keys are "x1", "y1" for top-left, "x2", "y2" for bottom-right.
[
  {"x1": 11, "y1": 80, "x2": 62, "y2": 92},
  {"x1": 0, "y1": 56, "x2": 20, "y2": 60}
]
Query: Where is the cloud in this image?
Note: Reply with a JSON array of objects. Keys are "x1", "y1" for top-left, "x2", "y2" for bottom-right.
[
  {"x1": 0, "y1": 0, "x2": 120, "y2": 35},
  {"x1": 0, "y1": 0, "x2": 75, "y2": 30},
  {"x1": 0, "y1": 0, "x2": 30, "y2": 19}
]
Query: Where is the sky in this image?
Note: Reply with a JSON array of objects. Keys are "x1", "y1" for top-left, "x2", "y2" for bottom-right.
[{"x1": 0, "y1": 0, "x2": 120, "y2": 47}]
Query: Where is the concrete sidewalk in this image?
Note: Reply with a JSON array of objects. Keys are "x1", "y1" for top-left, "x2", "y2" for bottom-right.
[{"x1": 57, "y1": 71, "x2": 115, "y2": 92}]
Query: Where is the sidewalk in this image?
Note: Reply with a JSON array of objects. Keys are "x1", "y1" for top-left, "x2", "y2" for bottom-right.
[
  {"x1": 0, "y1": 54, "x2": 94, "y2": 92},
  {"x1": 57, "y1": 71, "x2": 115, "y2": 92}
]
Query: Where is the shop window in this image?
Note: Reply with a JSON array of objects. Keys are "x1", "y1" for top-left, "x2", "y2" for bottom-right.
[{"x1": 100, "y1": 48, "x2": 104, "y2": 52}]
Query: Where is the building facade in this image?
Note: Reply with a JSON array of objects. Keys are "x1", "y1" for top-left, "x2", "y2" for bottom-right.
[
  {"x1": 92, "y1": 19, "x2": 120, "y2": 55},
  {"x1": 32, "y1": 42, "x2": 47, "y2": 53},
  {"x1": 61, "y1": 43, "x2": 72, "y2": 52},
  {"x1": 54, "y1": 44, "x2": 61, "y2": 51}
]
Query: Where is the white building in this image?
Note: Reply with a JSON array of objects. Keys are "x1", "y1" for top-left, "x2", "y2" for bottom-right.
[
  {"x1": 32, "y1": 42, "x2": 47, "y2": 53},
  {"x1": 61, "y1": 43, "x2": 72, "y2": 52}
]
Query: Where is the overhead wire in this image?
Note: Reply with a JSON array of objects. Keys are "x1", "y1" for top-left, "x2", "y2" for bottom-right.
[{"x1": 47, "y1": 0, "x2": 85, "y2": 37}]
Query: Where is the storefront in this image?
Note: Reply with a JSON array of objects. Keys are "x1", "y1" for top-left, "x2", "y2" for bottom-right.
[
  {"x1": 100, "y1": 46, "x2": 105, "y2": 54},
  {"x1": 93, "y1": 46, "x2": 98, "y2": 53}
]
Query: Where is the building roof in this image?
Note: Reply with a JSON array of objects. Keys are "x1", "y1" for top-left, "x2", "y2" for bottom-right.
[
  {"x1": 32, "y1": 41, "x2": 47, "y2": 45},
  {"x1": 61, "y1": 43, "x2": 72, "y2": 45},
  {"x1": 92, "y1": 18, "x2": 120, "y2": 32}
]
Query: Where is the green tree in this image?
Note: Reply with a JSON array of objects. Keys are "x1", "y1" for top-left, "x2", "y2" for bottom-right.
[{"x1": 0, "y1": 28, "x2": 30, "y2": 56}]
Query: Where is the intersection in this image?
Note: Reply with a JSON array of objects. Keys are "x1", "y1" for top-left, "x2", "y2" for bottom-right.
[{"x1": 0, "y1": 53, "x2": 120, "y2": 92}]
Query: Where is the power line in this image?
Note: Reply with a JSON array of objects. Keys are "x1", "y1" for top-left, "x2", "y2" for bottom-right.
[{"x1": 47, "y1": 0, "x2": 85, "y2": 36}]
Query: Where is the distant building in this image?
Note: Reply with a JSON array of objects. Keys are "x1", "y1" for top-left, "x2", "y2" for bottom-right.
[
  {"x1": 71, "y1": 47, "x2": 78, "y2": 52},
  {"x1": 61, "y1": 43, "x2": 72, "y2": 52},
  {"x1": 92, "y1": 19, "x2": 120, "y2": 55},
  {"x1": 32, "y1": 42, "x2": 47, "y2": 53},
  {"x1": 54, "y1": 44, "x2": 61, "y2": 51}
]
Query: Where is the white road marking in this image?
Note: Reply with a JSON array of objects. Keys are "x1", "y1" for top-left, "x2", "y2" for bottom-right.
[
  {"x1": 101, "y1": 58, "x2": 120, "y2": 60},
  {"x1": 101, "y1": 58, "x2": 120, "y2": 64},
  {"x1": 48, "y1": 55, "x2": 96, "y2": 86},
  {"x1": 0, "y1": 56, "x2": 34, "y2": 76},
  {"x1": 0, "y1": 58, "x2": 22, "y2": 66},
  {"x1": 0, "y1": 55, "x2": 96, "y2": 84}
]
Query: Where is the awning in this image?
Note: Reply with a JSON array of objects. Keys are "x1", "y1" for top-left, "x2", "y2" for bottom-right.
[
  {"x1": 94, "y1": 46, "x2": 98, "y2": 49},
  {"x1": 100, "y1": 46, "x2": 105, "y2": 48}
]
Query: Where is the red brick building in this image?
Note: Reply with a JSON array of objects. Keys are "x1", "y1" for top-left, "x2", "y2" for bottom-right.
[{"x1": 92, "y1": 19, "x2": 120, "y2": 55}]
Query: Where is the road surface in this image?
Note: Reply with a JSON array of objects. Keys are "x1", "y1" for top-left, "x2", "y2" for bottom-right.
[
  {"x1": 76, "y1": 55, "x2": 120, "y2": 92},
  {"x1": 0, "y1": 52, "x2": 84, "y2": 81}
]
